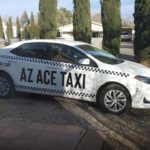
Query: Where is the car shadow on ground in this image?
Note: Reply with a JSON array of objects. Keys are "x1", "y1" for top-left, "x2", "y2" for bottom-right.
[
  {"x1": 0, "y1": 93, "x2": 86, "y2": 126},
  {"x1": 0, "y1": 93, "x2": 109, "y2": 150}
]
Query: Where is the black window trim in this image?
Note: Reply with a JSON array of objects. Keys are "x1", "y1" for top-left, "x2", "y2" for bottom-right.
[
  {"x1": 10, "y1": 42, "x2": 98, "y2": 68},
  {"x1": 49, "y1": 43, "x2": 98, "y2": 68},
  {"x1": 11, "y1": 42, "x2": 51, "y2": 59}
]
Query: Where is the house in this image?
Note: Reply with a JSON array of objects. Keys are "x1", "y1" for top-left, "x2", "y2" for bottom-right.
[
  {"x1": 58, "y1": 21, "x2": 103, "y2": 48},
  {"x1": 121, "y1": 27, "x2": 134, "y2": 41},
  {"x1": 58, "y1": 21, "x2": 103, "y2": 40},
  {"x1": 58, "y1": 22, "x2": 135, "y2": 48}
]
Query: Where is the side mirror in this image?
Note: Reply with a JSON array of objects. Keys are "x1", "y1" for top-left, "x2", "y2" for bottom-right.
[{"x1": 78, "y1": 58, "x2": 90, "y2": 65}]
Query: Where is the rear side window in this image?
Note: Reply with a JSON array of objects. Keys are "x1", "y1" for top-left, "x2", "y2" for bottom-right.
[{"x1": 11, "y1": 43, "x2": 52, "y2": 60}]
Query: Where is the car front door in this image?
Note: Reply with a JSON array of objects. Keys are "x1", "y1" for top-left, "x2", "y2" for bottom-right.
[
  {"x1": 49, "y1": 43, "x2": 97, "y2": 102},
  {"x1": 11, "y1": 42, "x2": 96, "y2": 101}
]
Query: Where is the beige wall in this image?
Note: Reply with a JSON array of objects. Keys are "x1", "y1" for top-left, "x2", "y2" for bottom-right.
[{"x1": 91, "y1": 38, "x2": 102, "y2": 49}]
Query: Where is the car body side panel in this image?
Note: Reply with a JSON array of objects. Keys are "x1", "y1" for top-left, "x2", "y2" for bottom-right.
[
  {"x1": 1, "y1": 53, "x2": 150, "y2": 108},
  {"x1": 93, "y1": 70, "x2": 150, "y2": 108},
  {"x1": 1, "y1": 40, "x2": 150, "y2": 110},
  {"x1": 0, "y1": 53, "x2": 96, "y2": 102},
  {"x1": 0, "y1": 56, "x2": 17, "y2": 85},
  {"x1": 131, "y1": 81, "x2": 150, "y2": 108}
]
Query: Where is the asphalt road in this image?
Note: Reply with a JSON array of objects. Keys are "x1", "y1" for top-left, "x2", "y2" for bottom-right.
[
  {"x1": 120, "y1": 42, "x2": 136, "y2": 62},
  {"x1": 120, "y1": 42, "x2": 134, "y2": 56}
]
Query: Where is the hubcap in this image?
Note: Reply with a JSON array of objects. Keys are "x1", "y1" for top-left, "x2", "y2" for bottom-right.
[
  {"x1": 0, "y1": 77, "x2": 10, "y2": 97},
  {"x1": 104, "y1": 90, "x2": 127, "y2": 112}
]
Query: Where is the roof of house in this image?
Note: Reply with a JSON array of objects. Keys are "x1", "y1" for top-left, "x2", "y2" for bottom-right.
[{"x1": 58, "y1": 21, "x2": 103, "y2": 33}]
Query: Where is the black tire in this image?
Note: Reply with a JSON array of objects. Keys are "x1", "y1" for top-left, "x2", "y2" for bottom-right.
[
  {"x1": 0, "y1": 73, "x2": 14, "y2": 98},
  {"x1": 98, "y1": 84, "x2": 131, "y2": 114}
]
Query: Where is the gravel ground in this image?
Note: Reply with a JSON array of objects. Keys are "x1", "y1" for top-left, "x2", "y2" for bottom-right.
[
  {"x1": 0, "y1": 94, "x2": 150, "y2": 150},
  {"x1": 57, "y1": 98, "x2": 150, "y2": 150},
  {"x1": 0, "y1": 93, "x2": 87, "y2": 127}
]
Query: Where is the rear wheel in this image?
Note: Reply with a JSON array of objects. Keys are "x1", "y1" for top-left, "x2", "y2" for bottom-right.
[
  {"x1": 98, "y1": 84, "x2": 131, "y2": 114},
  {"x1": 0, "y1": 74, "x2": 14, "y2": 98}
]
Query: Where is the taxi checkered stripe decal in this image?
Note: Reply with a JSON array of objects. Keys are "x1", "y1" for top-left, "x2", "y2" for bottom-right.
[
  {"x1": 0, "y1": 55, "x2": 129, "y2": 77},
  {"x1": 16, "y1": 85, "x2": 96, "y2": 98}
]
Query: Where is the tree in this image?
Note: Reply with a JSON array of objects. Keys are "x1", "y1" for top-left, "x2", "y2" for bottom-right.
[
  {"x1": 16, "y1": 17, "x2": 21, "y2": 40},
  {"x1": 39, "y1": 0, "x2": 58, "y2": 39},
  {"x1": 6, "y1": 17, "x2": 13, "y2": 40},
  {"x1": 100, "y1": 0, "x2": 121, "y2": 56},
  {"x1": 92, "y1": 13, "x2": 101, "y2": 23},
  {"x1": 122, "y1": 17, "x2": 134, "y2": 27},
  {"x1": 134, "y1": 0, "x2": 150, "y2": 62},
  {"x1": 30, "y1": 12, "x2": 35, "y2": 25},
  {"x1": 0, "y1": 16, "x2": 4, "y2": 39},
  {"x1": 73, "y1": 0, "x2": 91, "y2": 43},
  {"x1": 21, "y1": 28, "x2": 30, "y2": 40},
  {"x1": 6, "y1": 22, "x2": 10, "y2": 41},
  {"x1": 27, "y1": 24, "x2": 40, "y2": 39},
  {"x1": 25, "y1": 12, "x2": 40, "y2": 39},
  {"x1": 57, "y1": 8, "x2": 73, "y2": 27},
  {"x1": 20, "y1": 11, "x2": 29, "y2": 26},
  {"x1": 9, "y1": 17, "x2": 13, "y2": 38}
]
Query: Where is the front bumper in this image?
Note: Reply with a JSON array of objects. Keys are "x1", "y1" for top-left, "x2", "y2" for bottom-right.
[
  {"x1": 143, "y1": 98, "x2": 150, "y2": 104},
  {"x1": 131, "y1": 82, "x2": 150, "y2": 109}
]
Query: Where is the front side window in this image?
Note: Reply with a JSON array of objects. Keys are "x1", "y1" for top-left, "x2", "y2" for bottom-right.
[
  {"x1": 11, "y1": 43, "x2": 52, "y2": 60},
  {"x1": 77, "y1": 44, "x2": 124, "y2": 64},
  {"x1": 50, "y1": 43, "x2": 88, "y2": 64}
]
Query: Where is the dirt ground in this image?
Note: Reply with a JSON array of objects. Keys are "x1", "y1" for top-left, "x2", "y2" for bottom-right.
[{"x1": 0, "y1": 94, "x2": 149, "y2": 150}]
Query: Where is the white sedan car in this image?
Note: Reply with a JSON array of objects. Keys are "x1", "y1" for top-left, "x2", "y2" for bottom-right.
[{"x1": 0, "y1": 40, "x2": 150, "y2": 114}]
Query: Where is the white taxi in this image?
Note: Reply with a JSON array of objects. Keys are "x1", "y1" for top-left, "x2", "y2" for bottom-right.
[{"x1": 0, "y1": 40, "x2": 150, "y2": 114}]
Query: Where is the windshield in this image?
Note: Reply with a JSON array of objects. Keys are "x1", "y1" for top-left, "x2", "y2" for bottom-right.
[{"x1": 77, "y1": 45, "x2": 124, "y2": 64}]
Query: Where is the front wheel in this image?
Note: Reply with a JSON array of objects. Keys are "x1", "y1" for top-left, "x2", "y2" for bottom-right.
[
  {"x1": 0, "y1": 74, "x2": 14, "y2": 98},
  {"x1": 98, "y1": 84, "x2": 131, "y2": 114}
]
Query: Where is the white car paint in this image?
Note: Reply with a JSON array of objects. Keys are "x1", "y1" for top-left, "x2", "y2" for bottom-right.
[{"x1": 0, "y1": 39, "x2": 150, "y2": 111}]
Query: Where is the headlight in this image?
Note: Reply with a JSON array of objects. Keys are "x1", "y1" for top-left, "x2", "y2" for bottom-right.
[{"x1": 134, "y1": 76, "x2": 150, "y2": 84}]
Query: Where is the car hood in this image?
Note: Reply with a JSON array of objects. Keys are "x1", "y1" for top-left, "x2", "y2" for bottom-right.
[{"x1": 117, "y1": 60, "x2": 150, "y2": 77}]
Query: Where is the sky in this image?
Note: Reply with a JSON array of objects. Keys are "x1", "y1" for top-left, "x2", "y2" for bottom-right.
[{"x1": 0, "y1": 0, "x2": 135, "y2": 20}]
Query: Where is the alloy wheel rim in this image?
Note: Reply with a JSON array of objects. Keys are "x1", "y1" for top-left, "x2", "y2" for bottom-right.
[
  {"x1": 104, "y1": 90, "x2": 127, "y2": 112},
  {"x1": 0, "y1": 77, "x2": 10, "y2": 96}
]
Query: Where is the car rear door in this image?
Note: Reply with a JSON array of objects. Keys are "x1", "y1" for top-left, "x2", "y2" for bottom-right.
[{"x1": 10, "y1": 42, "x2": 55, "y2": 95}]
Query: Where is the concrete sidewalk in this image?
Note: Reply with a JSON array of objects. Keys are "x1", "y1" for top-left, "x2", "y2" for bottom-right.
[{"x1": 0, "y1": 120, "x2": 106, "y2": 150}]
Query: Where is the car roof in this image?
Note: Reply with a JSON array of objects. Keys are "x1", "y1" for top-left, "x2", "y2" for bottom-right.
[{"x1": 4, "y1": 39, "x2": 87, "y2": 49}]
